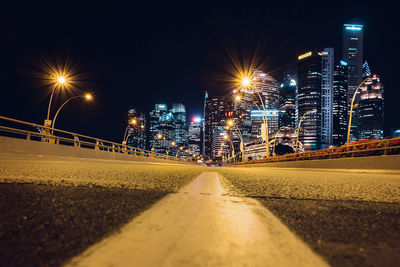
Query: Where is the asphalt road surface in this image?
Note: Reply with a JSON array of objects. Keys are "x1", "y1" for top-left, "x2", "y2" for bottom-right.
[{"x1": 1, "y1": 153, "x2": 400, "y2": 266}]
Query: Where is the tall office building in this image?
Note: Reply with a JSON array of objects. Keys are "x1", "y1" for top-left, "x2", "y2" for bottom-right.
[
  {"x1": 333, "y1": 60, "x2": 349, "y2": 146},
  {"x1": 250, "y1": 109, "x2": 279, "y2": 139},
  {"x1": 321, "y1": 47, "x2": 334, "y2": 148},
  {"x1": 171, "y1": 103, "x2": 188, "y2": 153},
  {"x1": 148, "y1": 104, "x2": 168, "y2": 151},
  {"x1": 279, "y1": 72, "x2": 297, "y2": 128},
  {"x1": 296, "y1": 46, "x2": 322, "y2": 150},
  {"x1": 211, "y1": 126, "x2": 228, "y2": 160},
  {"x1": 358, "y1": 75, "x2": 384, "y2": 139},
  {"x1": 126, "y1": 109, "x2": 147, "y2": 149},
  {"x1": 343, "y1": 24, "x2": 363, "y2": 140},
  {"x1": 204, "y1": 96, "x2": 226, "y2": 159},
  {"x1": 188, "y1": 117, "x2": 202, "y2": 156}
]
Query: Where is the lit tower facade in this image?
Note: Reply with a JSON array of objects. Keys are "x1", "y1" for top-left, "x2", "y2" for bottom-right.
[
  {"x1": 343, "y1": 24, "x2": 363, "y2": 140},
  {"x1": 358, "y1": 75, "x2": 384, "y2": 139},
  {"x1": 171, "y1": 103, "x2": 188, "y2": 153},
  {"x1": 188, "y1": 117, "x2": 202, "y2": 156},
  {"x1": 279, "y1": 72, "x2": 297, "y2": 128},
  {"x1": 204, "y1": 96, "x2": 226, "y2": 159},
  {"x1": 148, "y1": 104, "x2": 168, "y2": 150},
  {"x1": 321, "y1": 47, "x2": 334, "y2": 148},
  {"x1": 333, "y1": 60, "x2": 349, "y2": 146},
  {"x1": 296, "y1": 47, "x2": 322, "y2": 150}
]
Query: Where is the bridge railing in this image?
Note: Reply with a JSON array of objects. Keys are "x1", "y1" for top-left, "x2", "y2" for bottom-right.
[
  {"x1": 234, "y1": 137, "x2": 400, "y2": 165},
  {"x1": 0, "y1": 115, "x2": 184, "y2": 162}
]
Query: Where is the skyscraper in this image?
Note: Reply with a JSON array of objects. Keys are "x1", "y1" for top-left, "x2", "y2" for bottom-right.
[
  {"x1": 296, "y1": 46, "x2": 322, "y2": 150},
  {"x1": 321, "y1": 47, "x2": 334, "y2": 148},
  {"x1": 204, "y1": 96, "x2": 226, "y2": 159},
  {"x1": 343, "y1": 24, "x2": 363, "y2": 140},
  {"x1": 148, "y1": 104, "x2": 168, "y2": 151},
  {"x1": 188, "y1": 117, "x2": 202, "y2": 156},
  {"x1": 171, "y1": 103, "x2": 188, "y2": 152},
  {"x1": 279, "y1": 72, "x2": 297, "y2": 129},
  {"x1": 333, "y1": 60, "x2": 349, "y2": 146},
  {"x1": 358, "y1": 75, "x2": 384, "y2": 139},
  {"x1": 126, "y1": 109, "x2": 147, "y2": 149}
]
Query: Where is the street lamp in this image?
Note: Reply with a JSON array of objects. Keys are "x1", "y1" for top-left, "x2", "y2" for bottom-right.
[
  {"x1": 240, "y1": 76, "x2": 270, "y2": 157},
  {"x1": 295, "y1": 109, "x2": 317, "y2": 153},
  {"x1": 151, "y1": 133, "x2": 163, "y2": 156},
  {"x1": 166, "y1": 141, "x2": 176, "y2": 156},
  {"x1": 223, "y1": 134, "x2": 235, "y2": 162},
  {"x1": 122, "y1": 117, "x2": 138, "y2": 145},
  {"x1": 176, "y1": 146, "x2": 184, "y2": 158},
  {"x1": 346, "y1": 77, "x2": 370, "y2": 145},
  {"x1": 226, "y1": 119, "x2": 245, "y2": 161},
  {"x1": 51, "y1": 93, "x2": 93, "y2": 130},
  {"x1": 45, "y1": 75, "x2": 69, "y2": 126}
]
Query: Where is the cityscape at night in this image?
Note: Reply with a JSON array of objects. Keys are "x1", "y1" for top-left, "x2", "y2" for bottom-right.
[{"x1": 1, "y1": 2, "x2": 400, "y2": 267}]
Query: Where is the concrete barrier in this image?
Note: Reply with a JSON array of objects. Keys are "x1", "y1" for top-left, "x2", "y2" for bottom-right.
[
  {"x1": 0, "y1": 136, "x2": 190, "y2": 164},
  {"x1": 232, "y1": 154, "x2": 400, "y2": 170}
]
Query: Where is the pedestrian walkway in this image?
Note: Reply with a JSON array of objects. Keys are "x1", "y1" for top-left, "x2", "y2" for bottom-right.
[{"x1": 67, "y1": 172, "x2": 328, "y2": 267}]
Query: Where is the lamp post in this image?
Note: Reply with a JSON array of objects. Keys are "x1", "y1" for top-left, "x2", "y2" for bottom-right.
[
  {"x1": 51, "y1": 93, "x2": 93, "y2": 130},
  {"x1": 151, "y1": 133, "x2": 163, "y2": 157},
  {"x1": 123, "y1": 118, "x2": 138, "y2": 144},
  {"x1": 176, "y1": 146, "x2": 184, "y2": 158},
  {"x1": 226, "y1": 119, "x2": 244, "y2": 161},
  {"x1": 346, "y1": 77, "x2": 370, "y2": 145},
  {"x1": 223, "y1": 134, "x2": 235, "y2": 163},
  {"x1": 239, "y1": 77, "x2": 270, "y2": 157},
  {"x1": 166, "y1": 141, "x2": 176, "y2": 156},
  {"x1": 295, "y1": 109, "x2": 317, "y2": 153}
]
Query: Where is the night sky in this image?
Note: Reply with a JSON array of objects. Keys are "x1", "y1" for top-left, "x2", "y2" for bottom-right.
[{"x1": 1, "y1": 1, "x2": 398, "y2": 142}]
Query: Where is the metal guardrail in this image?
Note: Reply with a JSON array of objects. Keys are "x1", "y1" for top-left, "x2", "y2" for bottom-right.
[
  {"x1": 0, "y1": 116, "x2": 187, "y2": 162},
  {"x1": 232, "y1": 137, "x2": 400, "y2": 166}
]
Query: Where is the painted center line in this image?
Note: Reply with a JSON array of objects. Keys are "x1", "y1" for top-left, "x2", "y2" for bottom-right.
[{"x1": 66, "y1": 172, "x2": 328, "y2": 267}]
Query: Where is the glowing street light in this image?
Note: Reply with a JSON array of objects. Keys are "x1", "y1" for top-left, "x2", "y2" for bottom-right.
[
  {"x1": 151, "y1": 133, "x2": 163, "y2": 155},
  {"x1": 46, "y1": 75, "x2": 69, "y2": 122},
  {"x1": 241, "y1": 77, "x2": 251, "y2": 87},
  {"x1": 51, "y1": 93, "x2": 93, "y2": 130},
  {"x1": 57, "y1": 76, "x2": 66, "y2": 84},
  {"x1": 240, "y1": 74, "x2": 270, "y2": 157},
  {"x1": 123, "y1": 116, "x2": 139, "y2": 144},
  {"x1": 166, "y1": 141, "x2": 176, "y2": 156}
]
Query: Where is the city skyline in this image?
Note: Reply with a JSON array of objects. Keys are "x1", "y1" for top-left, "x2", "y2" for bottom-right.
[{"x1": 0, "y1": 2, "x2": 397, "y2": 143}]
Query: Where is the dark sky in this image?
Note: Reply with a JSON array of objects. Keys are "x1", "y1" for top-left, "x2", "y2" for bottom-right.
[{"x1": 1, "y1": 1, "x2": 398, "y2": 142}]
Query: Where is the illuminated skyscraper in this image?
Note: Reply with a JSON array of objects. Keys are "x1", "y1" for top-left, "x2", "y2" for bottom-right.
[
  {"x1": 126, "y1": 109, "x2": 147, "y2": 149},
  {"x1": 333, "y1": 60, "x2": 349, "y2": 146},
  {"x1": 188, "y1": 117, "x2": 202, "y2": 156},
  {"x1": 279, "y1": 72, "x2": 297, "y2": 128},
  {"x1": 321, "y1": 47, "x2": 334, "y2": 148},
  {"x1": 149, "y1": 104, "x2": 168, "y2": 151},
  {"x1": 296, "y1": 46, "x2": 322, "y2": 150},
  {"x1": 358, "y1": 75, "x2": 384, "y2": 139},
  {"x1": 343, "y1": 24, "x2": 363, "y2": 140},
  {"x1": 171, "y1": 103, "x2": 188, "y2": 154},
  {"x1": 204, "y1": 96, "x2": 226, "y2": 159}
]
